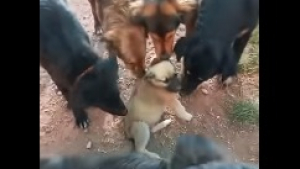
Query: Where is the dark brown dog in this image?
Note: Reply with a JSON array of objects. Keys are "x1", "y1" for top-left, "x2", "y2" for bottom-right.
[
  {"x1": 128, "y1": 0, "x2": 198, "y2": 61},
  {"x1": 88, "y1": 0, "x2": 147, "y2": 78}
]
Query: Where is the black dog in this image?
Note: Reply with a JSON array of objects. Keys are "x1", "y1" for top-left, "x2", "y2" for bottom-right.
[
  {"x1": 174, "y1": 0, "x2": 259, "y2": 95},
  {"x1": 40, "y1": 134, "x2": 228, "y2": 169},
  {"x1": 40, "y1": 0, "x2": 127, "y2": 129}
]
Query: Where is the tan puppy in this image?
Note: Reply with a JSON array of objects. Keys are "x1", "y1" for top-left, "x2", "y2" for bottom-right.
[
  {"x1": 124, "y1": 59, "x2": 193, "y2": 159},
  {"x1": 88, "y1": 0, "x2": 147, "y2": 78}
]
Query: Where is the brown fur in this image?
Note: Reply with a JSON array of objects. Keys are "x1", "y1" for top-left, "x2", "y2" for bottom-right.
[
  {"x1": 124, "y1": 59, "x2": 193, "y2": 159},
  {"x1": 129, "y1": 0, "x2": 198, "y2": 62},
  {"x1": 88, "y1": 0, "x2": 147, "y2": 78}
]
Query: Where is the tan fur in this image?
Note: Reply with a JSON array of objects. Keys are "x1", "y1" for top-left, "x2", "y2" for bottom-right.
[
  {"x1": 128, "y1": 0, "x2": 198, "y2": 62},
  {"x1": 88, "y1": 0, "x2": 147, "y2": 78},
  {"x1": 124, "y1": 60, "x2": 193, "y2": 159}
]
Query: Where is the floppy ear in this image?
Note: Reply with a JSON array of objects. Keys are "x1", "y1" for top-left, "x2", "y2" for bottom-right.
[
  {"x1": 174, "y1": 37, "x2": 188, "y2": 62},
  {"x1": 145, "y1": 71, "x2": 155, "y2": 79}
]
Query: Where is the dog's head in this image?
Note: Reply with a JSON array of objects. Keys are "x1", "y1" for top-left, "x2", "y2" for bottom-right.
[
  {"x1": 129, "y1": 0, "x2": 197, "y2": 59},
  {"x1": 101, "y1": 26, "x2": 147, "y2": 78},
  {"x1": 76, "y1": 52, "x2": 127, "y2": 116},
  {"x1": 175, "y1": 36, "x2": 220, "y2": 96},
  {"x1": 170, "y1": 134, "x2": 223, "y2": 169},
  {"x1": 144, "y1": 59, "x2": 181, "y2": 92}
]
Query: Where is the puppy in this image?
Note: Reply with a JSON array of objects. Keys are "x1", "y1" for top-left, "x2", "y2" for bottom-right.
[
  {"x1": 124, "y1": 59, "x2": 193, "y2": 159},
  {"x1": 40, "y1": 0, "x2": 127, "y2": 129},
  {"x1": 41, "y1": 135, "x2": 258, "y2": 169},
  {"x1": 88, "y1": 0, "x2": 147, "y2": 78},
  {"x1": 129, "y1": 0, "x2": 198, "y2": 60},
  {"x1": 174, "y1": 0, "x2": 259, "y2": 95}
]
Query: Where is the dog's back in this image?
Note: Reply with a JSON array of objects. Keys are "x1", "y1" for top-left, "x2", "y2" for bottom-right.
[
  {"x1": 196, "y1": 0, "x2": 259, "y2": 41},
  {"x1": 40, "y1": 0, "x2": 97, "y2": 84},
  {"x1": 40, "y1": 153, "x2": 166, "y2": 169}
]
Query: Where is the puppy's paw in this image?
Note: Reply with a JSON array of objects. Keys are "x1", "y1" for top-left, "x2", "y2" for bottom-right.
[
  {"x1": 182, "y1": 112, "x2": 193, "y2": 121},
  {"x1": 144, "y1": 150, "x2": 161, "y2": 159},
  {"x1": 151, "y1": 119, "x2": 172, "y2": 133},
  {"x1": 75, "y1": 114, "x2": 90, "y2": 129}
]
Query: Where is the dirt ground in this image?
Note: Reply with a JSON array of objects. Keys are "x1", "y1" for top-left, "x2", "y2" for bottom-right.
[{"x1": 40, "y1": 0, "x2": 259, "y2": 164}]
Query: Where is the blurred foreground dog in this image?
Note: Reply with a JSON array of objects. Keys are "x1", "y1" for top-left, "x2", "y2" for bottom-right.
[
  {"x1": 174, "y1": 0, "x2": 259, "y2": 95},
  {"x1": 40, "y1": 0, "x2": 127, "y2": 129},
  {"x1": 129, "y1": 0, "x2": 198, "y2": 61},
  {"x1": 88, "y1": 0, "x2": 147, "y2": 78},
  {"x1": 40, "y1": 135, "x2": 258, "y2": 169},
  {"x1": 124, "y1": 59, "x2": 193, "y2": 159}
]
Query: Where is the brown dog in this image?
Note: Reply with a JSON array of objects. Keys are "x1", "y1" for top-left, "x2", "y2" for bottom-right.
[
  {"x1": 128, "y1": 0, "x2": 198, "y2": 62},
  {"x1": 124, "y1": 59, "x2": 193, "y2": 159},
  {"x1": 88, "y1": 0, "x2": 147, "y2": 78}
]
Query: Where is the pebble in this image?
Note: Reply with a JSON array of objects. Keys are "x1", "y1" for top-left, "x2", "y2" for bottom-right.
[{"x1": 86, "y1": 141, "x2": 92, "y2": 149}]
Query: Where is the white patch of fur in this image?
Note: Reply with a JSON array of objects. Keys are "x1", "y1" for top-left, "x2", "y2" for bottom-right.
[
  {"x1": 129, "y1": 0, "x2": 144, "y2": 15},
  {"x1": 223, "y1": 76, "x2": 233, "y2": 85}
]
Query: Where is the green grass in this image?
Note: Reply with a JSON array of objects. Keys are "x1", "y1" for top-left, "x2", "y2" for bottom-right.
[
  {"x1": 229, "y1": 100, "x2": 259, "y2": 125},
  {"x1": 238, "y1": 26, "x2": 259, "y2": 74}
]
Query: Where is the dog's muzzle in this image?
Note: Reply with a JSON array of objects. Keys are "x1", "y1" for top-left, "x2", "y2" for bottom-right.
[{"x1": 166, "y1": 77, "x2": 182, "y2": 92}]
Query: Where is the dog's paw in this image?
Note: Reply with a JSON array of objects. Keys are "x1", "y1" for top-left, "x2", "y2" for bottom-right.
[
  {"x1": 222, "y1": 76, "x2": 234, "y2": 86},
  {"x1": 75, "y1": 114, "x2": 90, "y2": 129},
  {"x1": 183, "y1": 112, "x2": 193, "y2": 121}
]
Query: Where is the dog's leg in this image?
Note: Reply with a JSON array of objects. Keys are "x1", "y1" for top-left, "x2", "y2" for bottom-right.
[
  {"x1": 151, "y1": 119, "x2": 172, "y2": 133},
  {"x1": 131, "y1": 121, "x2": 161, "y2": 159},
  {"x1": 88, "y1": 0, "x2": 101, "y2": 35},
  {"x1": 233, "y1": 32, "x2": 252, "y2": 63},
  {"x1": 72, "y1": 105, "x2": 90, "y2": 129},
  {"x1": 220, "y1": 48, "x2": 237, "y2": 86},
  {"x1": 170, "y1": 99, "x2": 193, "y2": 121}
]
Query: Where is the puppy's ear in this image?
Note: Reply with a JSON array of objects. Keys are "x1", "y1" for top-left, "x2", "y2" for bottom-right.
[
  {"x1": 150, "y1": 57, "x2": 162, "y2": 66},
  {"x1": 145, "y1": 71, "x2": 155, "y2": 79},
  {"x1": 174, "y1": 37, "x2": 188, "y2": 62}
]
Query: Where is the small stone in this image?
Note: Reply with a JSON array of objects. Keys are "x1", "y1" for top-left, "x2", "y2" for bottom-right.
[
  {"x1": 86, "y1": 141, "x2": 92, "y2": 149},
  {"x1": 83, "y1": 129, "x2": 88, "y2": 133},
  {"x1": 201, "y1": 88, "x2": 209, "y2": 95}
]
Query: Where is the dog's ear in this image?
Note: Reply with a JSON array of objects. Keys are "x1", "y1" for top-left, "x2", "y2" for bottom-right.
[
  {"x1": 174, "y1": 37, "x2": 188, "y2": 62},
  {"x1": 145, "y1": 71, "x2": 155, "y2": 79}
]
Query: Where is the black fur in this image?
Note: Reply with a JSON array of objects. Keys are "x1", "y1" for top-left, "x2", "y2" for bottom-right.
[
  {"x1": 174, "y1": 0, "x2": 259, "y2": 95},
  {"x1": 40, "y1": 135, "x2": 241, "y2": 169},
  {"x1": 40, "y1": 0, "x2": 127, "y2": 129}
]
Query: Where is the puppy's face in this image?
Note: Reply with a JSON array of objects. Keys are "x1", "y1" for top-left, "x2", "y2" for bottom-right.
[
  {"x1": 144, "y1": 59, "x2": 181, "y2": 92},
  {"x1": 170, "y1": 134, "x2": 223, "y2": 169},
  {"x1": 129, "y1": 0, "x2": 197, "y2": 59},
  {"x1": 80, "y1": 55, "x2": 127, "y2": 116},
  {"x1": 175, "y1": 37, "x2": 217, "y2": 96}
]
